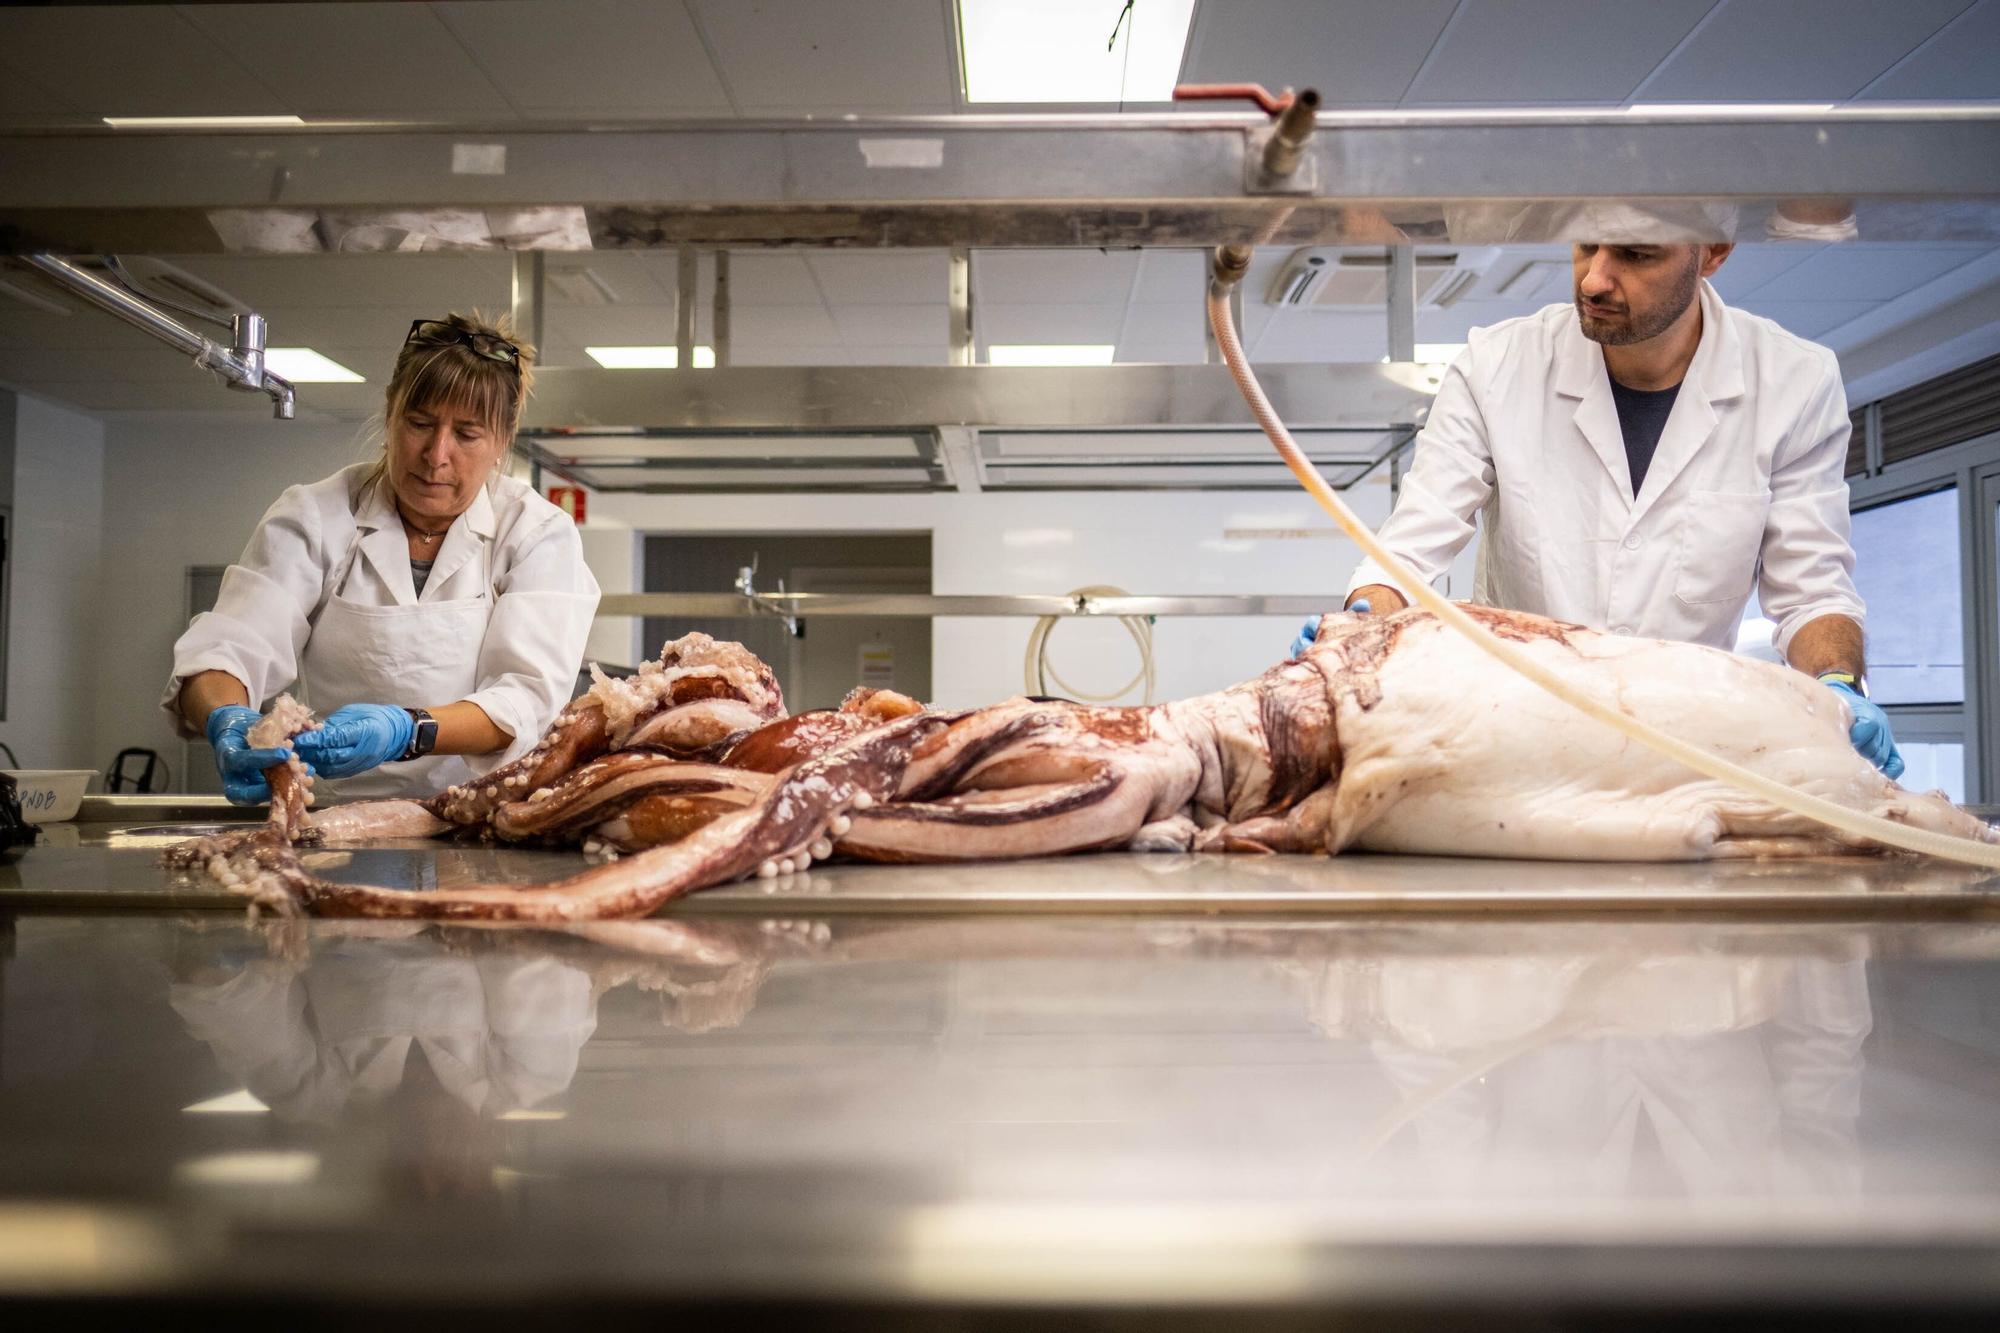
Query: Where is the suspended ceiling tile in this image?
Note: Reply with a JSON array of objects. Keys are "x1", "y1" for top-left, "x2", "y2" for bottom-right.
[
  {"x1": 829, "y1": 304, "x2": 948, "y2": 347},
  {"x1": 1116, "y1": 302, "x2": 1206, "y2": 347},
  {"x1": 162, "y1": 254, "x2": 513, "y2": 310},
  {"x1": 546, "y1": 303, "x2": 685, "y2": 346},
  {"x1": 1707, "y1": 244, "x2": 1824, "y2": 300},
  {"x1": 1856, "y1": 0, "x2": 2000, "y2": 100},
  {"x1": 1410, "y1": 0, "x2": 1715, "y2": 104},
  {"x1": 688, "y1": 0, "x2": 954, "y2": 113},
  {"x1": 183, "y1": 2, "x2": 514, "y2": 117},
  {"x1": 725, "y1": 253, "x2": 824, "y2": 305},
  {"x1": 973, "y1": 250, "x2": 1139, "y2": 305},
  {"x1": 0, "y1": 51, "x2": 81, "y2": 120},
  {"x1": 730, "y1": 304, "x2": 842, "y2": 345},
  {"x1": 1254, "y1": 308, "x2": 1390, "y2": 360},
  {"x1": 0, "y1": 306, "x2": 171, "y2": 353},
  {"x1": 247, "y1": 306, "x2": 450, "y2": 347},
  {"x1": 977, "y1": 303, "x2": 1126, "y2": 345},
  {"x1": 435, "y1": 0, "x2": 731, "y2": 114},
  {"x1": 0, "y1": 5, "x2": 282, "y2": 118},
  {"x1": 1734, "y1": 299, "x2": 1884, "y2": 339},
  {"x1": 1748, "y1": 246, "x2": 1988, "y2": 302},
  {"x1": 1636, "y1": 0, "x2": 1974, "y2": 102},
  {"x1": 807, "y1": 251, "x2": 949, "y2": 305},
  {"x1": 546, "y1": 253, "x2": 677, "y2": 305},
  {"x1": 1127, "y1": 250, "x2": 1208, "y2": 303},
  {"x1": 1181, "y1": 0, "x2": 1458, "y2": 106}
]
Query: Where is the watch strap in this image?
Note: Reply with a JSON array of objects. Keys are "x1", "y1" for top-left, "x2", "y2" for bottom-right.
[
  {"x1": 400, "y1": 708, "x2": 439, "y2": 761},
  {"x1": 1817, "y1": 671, "x2": 1866, "y2": 697}
]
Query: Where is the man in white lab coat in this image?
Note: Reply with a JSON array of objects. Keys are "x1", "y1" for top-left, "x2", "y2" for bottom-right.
[{"x1": 1295, "y1": 240, "x2": 1901, "y2": 777}]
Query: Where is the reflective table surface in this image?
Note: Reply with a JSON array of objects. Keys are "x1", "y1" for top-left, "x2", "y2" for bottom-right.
[{"x1": 5, "y1": 902, "x2": 2000, "y2": 1324}]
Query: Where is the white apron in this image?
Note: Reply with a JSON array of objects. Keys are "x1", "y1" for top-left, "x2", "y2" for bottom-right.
[{"x1": 300, "y1": 521, "x2": 495, "y2": 801}]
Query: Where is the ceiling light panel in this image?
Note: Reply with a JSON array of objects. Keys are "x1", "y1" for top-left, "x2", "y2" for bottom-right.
[
  {"x1": 262, "y1": 348, "x2": 364, "y2": 383},
  {"x1": 103, "y1": 115, "x2": 305, "y2": 128},
  {"x1": 959, "y1": 0, "x2": 1196, "y2": 103},
  {"x1": 586, "y1": 346, "x2": 717, "y2": 369},
  {"x1": 988, "y1": 344, "x2": 1116, "y2": 366}
]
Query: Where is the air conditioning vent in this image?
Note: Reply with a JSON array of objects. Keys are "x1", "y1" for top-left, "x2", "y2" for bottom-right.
[{"x1": 1266, "y1": 248, "x2": 1499, "y2": 309}]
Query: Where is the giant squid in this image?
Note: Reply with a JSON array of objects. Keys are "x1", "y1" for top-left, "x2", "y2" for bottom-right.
[{"x1": 166, "y1": 608, "x2": 1995, "y2": 921}]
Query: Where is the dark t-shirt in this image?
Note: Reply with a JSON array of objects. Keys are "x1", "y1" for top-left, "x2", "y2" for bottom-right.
[
  {"x1": 1610, "y1": 377, "x2": 1681, "y2": 497},
  {"x1": 410, "y1": 557, "x2": 434, "y2": 597}
]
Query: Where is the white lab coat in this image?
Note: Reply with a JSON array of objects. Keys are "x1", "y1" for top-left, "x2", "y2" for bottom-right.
[
  {"x1": 170, "y1": 939, "x2": 598, "y2": 1123},
  {"x1": 1348, "y1": 281, "x2": 1864, "y2": 656},
  {"x1": 165, "y1": 462, "x2": 600, "y2": 798}
]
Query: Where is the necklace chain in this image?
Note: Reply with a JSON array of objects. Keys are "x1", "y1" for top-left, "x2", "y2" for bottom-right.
[{"x1": 399, "y1": 508, "x2": 451, "y2": 542}]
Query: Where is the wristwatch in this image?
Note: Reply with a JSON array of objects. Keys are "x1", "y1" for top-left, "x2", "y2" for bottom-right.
[{"x1": 399, "y1": 708, "x2": 439, "y2": 761}]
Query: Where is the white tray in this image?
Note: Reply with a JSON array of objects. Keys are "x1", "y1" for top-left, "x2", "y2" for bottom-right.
[{"x1": 4, "y1": 769, "x2": 98, "y2": 824}]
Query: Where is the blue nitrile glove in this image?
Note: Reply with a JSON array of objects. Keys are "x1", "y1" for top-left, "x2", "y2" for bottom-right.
[
  {"x1": 206, "y1": 704, "x2": 295, "y2": 806},
  {"x1": 1288, "y1": 600, "x2": 1370, "y2": 659},
  {"x1": 291, "y1": 704, "x2": 416, "y2": 780},
  {"x1": 1821, "y1": 678, "x2": 1905, "y2": 780}
]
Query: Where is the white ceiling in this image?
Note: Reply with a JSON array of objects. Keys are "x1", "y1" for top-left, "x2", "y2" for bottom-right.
[
  {"x1": 3, "y1": 0, "x2": 1996, "y2": 124},
  {"x1": 0, "y1": 0, "x2": 1997, "y2": 419}
]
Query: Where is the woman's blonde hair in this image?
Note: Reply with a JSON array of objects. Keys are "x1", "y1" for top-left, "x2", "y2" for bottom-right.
[{"x1": 364, "y1": 310, "x2": 537, "y2": 489}]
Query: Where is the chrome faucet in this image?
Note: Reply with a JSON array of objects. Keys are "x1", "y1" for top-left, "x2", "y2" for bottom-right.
[{"x1": 20, "y1": 254, "x2": 297, "y2": 418}]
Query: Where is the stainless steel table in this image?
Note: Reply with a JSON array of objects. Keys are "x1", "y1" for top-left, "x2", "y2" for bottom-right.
[{"x1": 5, "y1": 811, "x2": 2000, "y2": 1324}]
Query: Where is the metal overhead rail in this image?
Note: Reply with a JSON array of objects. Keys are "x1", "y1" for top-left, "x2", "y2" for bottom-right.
[
  {"x1": 598, "y1": 593, "x2": 1330, "y2": 619},
  {"x1": 3, "y1": 106, "x2": 1999, "y2": 252}
]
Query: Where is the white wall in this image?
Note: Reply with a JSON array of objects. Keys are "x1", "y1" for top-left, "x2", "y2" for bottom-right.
[
  {"x1": 587, "y1": 481, "x2": 1478, "y2": 710},
  {"x1": 93, "y1": 416, "x2": 373, "y2": 783},
  {"x1": 88, "y1": 412, "x2": 1481, "y2": 783},
  {"x1": 1, "y1": 393, "x2": 106, "y2": 772}
]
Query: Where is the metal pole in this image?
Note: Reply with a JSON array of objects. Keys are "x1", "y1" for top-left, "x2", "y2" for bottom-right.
[
  {"x1": 1386, "y1": 245, "x2": 1416, "y2": 364},
  {"x1": 947, "y1": 246, "x2": 974, "y2": 367},
  {"x1": 713, "y1": 249, "x2": 731, "y2": 369},
  {"x1": 510, "y1": 251, "x2": 544, "y2": 352},
  {"x1": 675, "y1": 245, "x2": 698, "y2": 370}
]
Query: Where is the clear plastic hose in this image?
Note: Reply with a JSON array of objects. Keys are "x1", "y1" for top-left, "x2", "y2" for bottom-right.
[
  {"x1": 1024, "y1": 586, "x2": 1156, "y2": 704},
  {"x1": 1206, "y1": 285, "x2": 2000, "y2": 869}
]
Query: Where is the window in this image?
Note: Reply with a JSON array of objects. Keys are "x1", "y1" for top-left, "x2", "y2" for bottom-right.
[{"x1": 1850, "y1": 486, "x2": 1962, "y2": 705}]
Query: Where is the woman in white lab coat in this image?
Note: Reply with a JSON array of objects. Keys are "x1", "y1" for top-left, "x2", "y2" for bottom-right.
[{"x1": 165, "y1": 313, "x2": 599, "y2": 802}]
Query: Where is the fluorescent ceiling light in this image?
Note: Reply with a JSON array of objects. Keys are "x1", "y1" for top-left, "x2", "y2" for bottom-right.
[
  {"x1": 989, "y1": 344, "x2": 1116, "y2": 366},
  {"x1": 263, "y1": 347, "x2": 363, "y2": 383},
  {"x1": 959, "y1": 0, "x2": 1196, "y2": 103},
  {"x1": 1382, "y1": 343, "x2": 1467, "y2": 365},
  {"x1": 586, "y1": 345, "x2": 716, "y2": 369},
  {"x1": 182, "y1": 1089, "x2": 270, "y2": 1115},
  {"x1": 103, "y1": 114, "x2": 305, "y2": 129}
]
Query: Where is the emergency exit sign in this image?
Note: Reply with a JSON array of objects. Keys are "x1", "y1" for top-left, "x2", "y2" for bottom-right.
[{"x1": 548, "y1": 487, "x2": 587, "y2": 523}]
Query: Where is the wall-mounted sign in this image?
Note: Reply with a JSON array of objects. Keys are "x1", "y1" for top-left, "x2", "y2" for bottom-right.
[
  {"x1": 858, "y1": 643, "x2": 895, "y2": 690},
  {"x1": 548, "y1": 487, "x2": 587, "y2": 523}
]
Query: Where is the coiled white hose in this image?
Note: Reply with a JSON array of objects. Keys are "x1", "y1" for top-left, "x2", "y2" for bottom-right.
[
  {"x1": 1206, "y1": 284, "x2": 2000, "y2": 869},
  {"x1": 1024, "y1": 586, "x2": 1156, "y2": 704}
]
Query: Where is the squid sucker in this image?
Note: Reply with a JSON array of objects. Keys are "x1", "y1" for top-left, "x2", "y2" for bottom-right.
[{"x1": 165, "y1": 612, "x2": 1994, "y2": 921}]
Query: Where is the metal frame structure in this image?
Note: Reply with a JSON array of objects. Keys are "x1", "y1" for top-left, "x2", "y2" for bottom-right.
[
  {"x1": 598, "y1": 592, "x2": 1327, "y2": 619},
  {"x1": 3, "y1": 107, "x2": 1998, "y2": 252},
  {"x1": 1848, "y1": 429, "x2": 2000, "y2": 804}
]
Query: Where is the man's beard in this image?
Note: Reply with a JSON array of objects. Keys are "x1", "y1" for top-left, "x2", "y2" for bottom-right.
[{"x1": 1576, "y1": 252, "x2": 1702, "y2": 346}]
